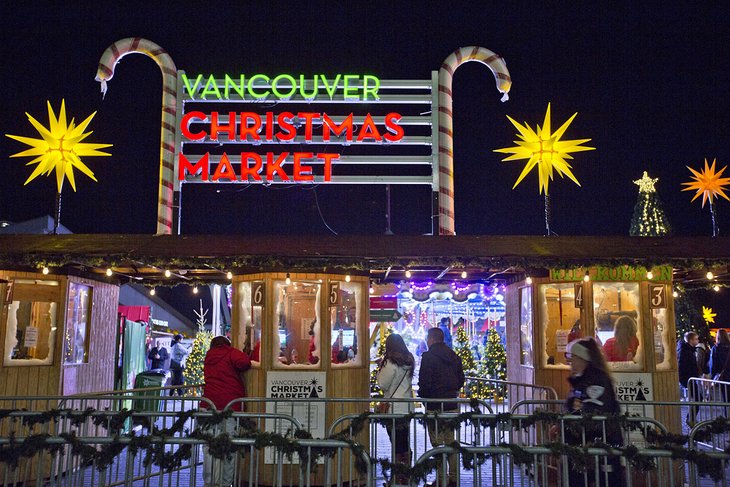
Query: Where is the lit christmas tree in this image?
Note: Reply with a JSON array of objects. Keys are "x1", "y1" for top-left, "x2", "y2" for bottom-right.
[
  {"x1": 369, "y1": 324, "x2": 393, "y2": 397},
  {"x1": 471, "y1": 328, "x2": 507, "y2": 400},
  {"x1": 454, "y1": 326, "x2": 476, "y2": 373},
  {"x1": 630, "y1": 171, "x2": 672, "y2": 236},
  {"x1": 185, "y1": 300, "x2": 212, "y2": 396}
]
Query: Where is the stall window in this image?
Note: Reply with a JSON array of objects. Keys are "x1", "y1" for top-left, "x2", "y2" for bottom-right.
[
  {"x1": 273, "y1": 280, "x2": 320, "y2": 367},
  {"x1": 330, "y1": 281, "x2": 361, "y2": 367},
  {"x1": 519, "y1": 286, "x2": 533, "y2": 366},
  {"x1": 3, "y1": 280, "x2": 59, "y2": 366},
  {"x1": 652, "y1": 308, "x2": 671, "y2": 370},
  {"x1": 238, "y1": 282, "x2": 262, "y2": 365},
  {"x1": 539, "y1": 283, "x2": 581, "y2": 367},
  {"x1": 63, "y1": 282, "x2": 92, "y2": 364},
  {"x1": 593, "y1": 282, "x2": 642, "y2": 370}
]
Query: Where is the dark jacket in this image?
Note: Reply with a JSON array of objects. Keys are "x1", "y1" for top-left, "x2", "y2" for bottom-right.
[
  {"x1": 677, "y1": 340, "x2": 700, "y2": 387},
  {"x1": 418, "y1": 342, "x2": 465, "y2": 411},
  {"x1": 710, "y1": 343, "x2": 730, "y2": 378},
  {"x1": 148, "y1": 346, "x2": 169, "y2": 370},
  {"x1": 565, "y1": 365, "x2": 622, "y2": 445},
  {"x1": 202, "y1": 345, "x2": 251, "y2": 411}
]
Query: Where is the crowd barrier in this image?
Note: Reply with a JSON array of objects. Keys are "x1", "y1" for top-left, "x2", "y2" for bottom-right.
[{"x1": 1, "y1": 383, "x2": 730, "y2": 486}]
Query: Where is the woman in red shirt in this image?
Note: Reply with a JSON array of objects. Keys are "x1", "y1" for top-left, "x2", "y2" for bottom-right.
[{"x1": 602, "y1": 316, "x2": 639, "y2": 362}]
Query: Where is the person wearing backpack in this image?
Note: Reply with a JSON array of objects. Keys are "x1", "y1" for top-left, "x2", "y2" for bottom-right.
[{"x1": 169, "y1": 334, "x2": 189, "y2": 396}]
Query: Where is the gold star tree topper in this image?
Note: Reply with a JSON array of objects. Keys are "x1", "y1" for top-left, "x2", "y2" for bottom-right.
[
  {"x1": 681, "y1": 158, "x2": 730, "y2": 207},
  {"x1": 494, "y1": 103, "x2": 595, "y2": 194},
  {"x1": 5, "y1": 100, "x2": 111, "y2": 192},
  {"x1": 703, "y1": 306, "x2": 716, "y2": 324},
  {"x1": 634, "y1": 171, "x2": 658, "y2": 193}
]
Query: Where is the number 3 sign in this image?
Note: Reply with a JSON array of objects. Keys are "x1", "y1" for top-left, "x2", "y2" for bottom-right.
[{"x1": 649, "y1": 284, "x2": 666, "y2": 309}]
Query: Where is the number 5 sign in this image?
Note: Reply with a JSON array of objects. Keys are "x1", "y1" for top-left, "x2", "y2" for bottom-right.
[
  {"x1": 329, "y1": 282, "x2": 340, "y2": 306},
  {"x1": 649, "y1": 284, "x2": 666, "y2": 309}
]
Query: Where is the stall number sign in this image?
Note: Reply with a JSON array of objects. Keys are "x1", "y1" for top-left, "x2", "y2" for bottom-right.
[
  {"x1": 329, "y1": 282, "x2": 340, "y2": 306},
  {"x1": 251, "y1": 281, "x2": 265, "y2": 307},
  {"x1": 649, "y1": 284, "x2": 666, "y2": 309},
  {"x1": 574, "y1": 283, "x2": 584, "y2": 308},
  {"x1": 265, "y1": 371, "x2": 326, "y2": 464}
]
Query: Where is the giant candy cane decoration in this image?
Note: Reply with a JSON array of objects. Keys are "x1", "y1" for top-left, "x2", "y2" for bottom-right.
[
  {"x1": 95, "y1": 38, "x2": 177, "y2": 235},
  {"x1": 438, "y1": 47, "x2": 511, "y2": 235}
]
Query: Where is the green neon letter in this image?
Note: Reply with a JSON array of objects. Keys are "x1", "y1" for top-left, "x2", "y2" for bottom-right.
[
  {"x1": 343, "y1": 75, "x2": 360, "y2": 99},
  {"x1": 182, "y1": 73, "x2": 204, "y2": 99},
  {"x1": 201, "y1": 75, "x2": 223, "y2": 100},
  {"x1": 299, "y1": 75, "x2": 319, "y2": 99},
  {"x1": 362, "y1": 75, "x2": 380, "y2": 100},
  {"x1": 224, "y1": 74, "x2": 246, "y2": 99},
  {"x1": 248, "y1": 74, "x2": 271, "y2": 99},
  {"x1": 320, "y1": 74, "x2": 341, "y2": 100},
  {"x1": 271, "y1": 74, "x2": 297, "y2": 99}
]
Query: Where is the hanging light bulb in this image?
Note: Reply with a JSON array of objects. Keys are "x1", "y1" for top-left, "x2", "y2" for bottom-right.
[
  {"x1": 149, "y1": 288, "x2": 156, "y2": 296},
  {"x1": 369, "y1": 284, "x2": 374, "y2": 294},
  {"x1": 583, "y1": 271, "x2": 590, "y2": 282},
  {"x1": 646, "y1": 271, "x2": 654, "y2": 280},
  {"x1": 164, "y1": 269, "x2": 172, "y2": 278},
  {"x1": 461, "y1": 270, "x2": 467, "y2": 279},
  {"x1": 525, "y1": 276, "x2": 533, "y2": 285},
  {"x1": 285, "y1": 273, "x2": 291, "y2": 285},
  {"x1": 345, "y1": 274, "x2": 351, "y2": 282},
  {"x1": 193, "y1": 286, "x2": 199, "y2": 294},
  {"x1": 405, "y1": 270, "x2": 412, "y2": 278},
  {"x1": 714, "y1": 284, "x2": 721, "y2": 292},
  {"x1": 42, "y1": 266, "x2": 50, "y2": 275},
  {"x1": 106, "y1": 268, "x2": 113, "y2": 277},
  {"x1": 707, "y1": 271, "x2": 714, "y2": 280},
  {"x1": 226, "y1": 271, "x2": 233, "y2": 279},
  {"x1": 672, "y1": 290, "x2": 679, "y2": 298}
]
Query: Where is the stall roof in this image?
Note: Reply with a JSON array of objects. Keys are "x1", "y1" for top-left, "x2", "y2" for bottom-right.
[{"x1": 0, "y1": 234, "x2": 728, "y2": 287}]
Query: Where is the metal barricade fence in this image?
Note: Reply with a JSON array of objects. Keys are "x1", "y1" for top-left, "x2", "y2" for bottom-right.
[{"x1": 464, "y1": 377, "x2": 558, "y2": 414}]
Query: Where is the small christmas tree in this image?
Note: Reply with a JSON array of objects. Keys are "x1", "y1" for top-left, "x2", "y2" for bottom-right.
[
  {"x1": 185, "y1": 300, "x2": 213, "y2": 396},
  {"x1": 454, "y1": 326, "x2": 476, "y2": 373},
  {"x1": 630, "y1": 171, "x2": 672, "y2": 236},
  {"x1": 370, "y1": 324, "x2": 393, "y2": 397},
  {"x1": 471, "y1": 328, "x2": 507, "y2": 400}
]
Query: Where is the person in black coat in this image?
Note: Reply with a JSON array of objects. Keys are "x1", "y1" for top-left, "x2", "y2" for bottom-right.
[
  {"x1": 563, "y1": 337, "x2": 623, "y2": 487},
  {"x1": 148, "y1": 344, "x2": 169, "y2": 370},
  {"x1": 678, "y1": 331, "x2": 702, "y2": 424},
  {"x1": 418, "y1": 327, "x2": 465, "y2": 487},
  {"x1": 710, "y1": 329, "x2": 730, "y2": 406}
]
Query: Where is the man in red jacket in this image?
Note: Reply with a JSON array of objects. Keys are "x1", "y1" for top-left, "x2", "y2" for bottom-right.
[{"x1": 201, "y1": 336, "x2": 251, "y2": 487}]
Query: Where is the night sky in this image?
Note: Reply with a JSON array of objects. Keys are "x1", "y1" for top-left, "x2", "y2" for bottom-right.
[{"x1": 1, "y1": 4, "x2": 729, "y2": 319}]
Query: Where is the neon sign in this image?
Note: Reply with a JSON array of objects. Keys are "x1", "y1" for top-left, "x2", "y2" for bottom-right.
[{"x1": 182, "y1": 73, "x2": 381, "y2": 101}]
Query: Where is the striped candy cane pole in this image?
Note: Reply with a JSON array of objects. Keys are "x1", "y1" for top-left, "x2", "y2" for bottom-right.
[
  {"x1": 95, "y1": 38, "x2": 177, "y2": 235},
  {"x1": 438, "y1": 46, "x2": 511, "y2": 235}
]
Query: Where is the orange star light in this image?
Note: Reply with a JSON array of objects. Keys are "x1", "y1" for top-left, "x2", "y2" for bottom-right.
[{"x1": 682, "y1": 158, "x2": 730, "y2": 207}]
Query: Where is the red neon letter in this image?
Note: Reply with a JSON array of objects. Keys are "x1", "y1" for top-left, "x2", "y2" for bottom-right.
[
  {"x1": 276, "y1": 112, "x2": 297, "y2": 141},
  {"x1": 357, "y1": 114, "x2": 382, "y2": 142},
  {"x1": 181, "y1": 111, "x2": 207, "y2": 140},
  {"x1": 383, "y1": 112, "x2": 405, "y2": 142},
  {"x1": 238, "y1": 112, "x2": 262, "y2": 142},
  {"x1": 210, "y1": 112, "x2": 237, "y2": 142},
  {"x1": 178, "y1": 153, "x2": 209, "y2": 181},
  {"x1": 322, "y1": 114, "x2": 353, "y2": 141},
  {"x1": 266, "y1": 152, "x2": 290, "y2": 181},
  {"x1": 297, "y1": 112, "x2": 319, "y2": 142},
  {"x1": 265, "y1": 112, "x2": 274, "y2": 141},
  {"x1": 293, "y1": 152, "x2": 314, "y2": 181},
  {"x1": 211, "y1": 153, "x2": 237, "y2": 181},
  {"x1": 240, "y1": 153, "x2": 263, "y2": 181},
  {"x1": 317, "y1": 153, "x2": 339, "y2": 182}
]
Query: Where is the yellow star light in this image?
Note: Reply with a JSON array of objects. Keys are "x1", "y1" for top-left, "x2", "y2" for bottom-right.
[
  {"x1": 494, "y1": 103, "x2": 595, "y2": 195},
  {"x1": 5, "y1": 100, "x2": 111, "y2": 192},
  {"x1": 682, "y1": 158, "x2": 730, "y2": 207},
  {"x1": 702, "y1": 306, "x2": 716, "y2": 324},
  {"x1": 634, "y1": 171, "x2": 658, "y2": 193}
]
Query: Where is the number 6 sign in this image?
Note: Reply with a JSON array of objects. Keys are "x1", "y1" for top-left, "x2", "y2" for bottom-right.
[
  {"x1": 252, "y1": 281, "x2": 265, "y2": 307},
  {"x1": 649, "y1": 284, "x2": 666, "y2": 309}
]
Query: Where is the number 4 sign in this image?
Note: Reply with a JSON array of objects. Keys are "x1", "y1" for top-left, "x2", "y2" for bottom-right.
[
  {"x1": 649, "y1": 284, "x2": 666, "y2": 309},
  {"x1": 574, "y1": 283, "x2": 584, "y2": 308}
]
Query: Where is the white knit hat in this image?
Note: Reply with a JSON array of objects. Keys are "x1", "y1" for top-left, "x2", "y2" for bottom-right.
[{"x1": 567, "y1": 339, "x2": 591, "y2": 361}]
